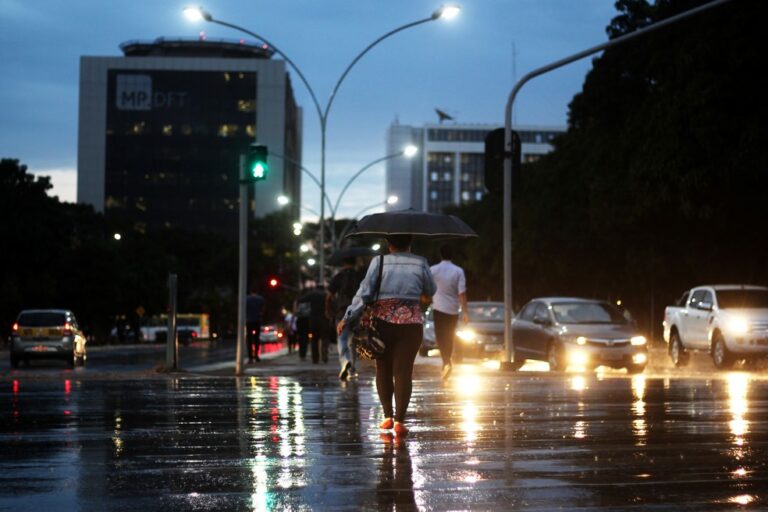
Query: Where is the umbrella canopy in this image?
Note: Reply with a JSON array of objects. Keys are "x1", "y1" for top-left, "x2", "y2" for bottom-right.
[
  {"x1": 327, "y1": 246, "x2": 376, "y2": 266},
  {"x1": 344, "y1": 209, "x2": 478, "y2": 239}
]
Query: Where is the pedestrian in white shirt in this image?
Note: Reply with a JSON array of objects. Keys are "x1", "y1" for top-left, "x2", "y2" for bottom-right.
[{"x1": 430, "y1": 245, "x2": 468, "y2": 380}]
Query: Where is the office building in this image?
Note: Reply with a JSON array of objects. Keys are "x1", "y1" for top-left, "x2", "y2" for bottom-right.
[
  {"x1": 78, "y1": 38, "x2": 302, "y2": 237},
  {"x1": 386, "y1": 122, "x2": 565, "y2": 213}
]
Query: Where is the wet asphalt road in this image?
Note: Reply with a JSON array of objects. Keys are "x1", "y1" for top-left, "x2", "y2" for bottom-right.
[{"x1": 1, "y1": 346, "x2": 767, "y2": 511}]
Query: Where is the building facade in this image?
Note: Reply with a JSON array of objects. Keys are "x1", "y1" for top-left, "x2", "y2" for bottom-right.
[
  {"x1": 386, "y1": 123, "x2": 565, "y2": 213},
  {"x1": 78, "y1": 38, "x2": 302, "y2": 237}
]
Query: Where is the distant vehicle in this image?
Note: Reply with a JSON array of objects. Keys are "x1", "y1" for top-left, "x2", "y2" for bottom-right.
[
  {"x1": 140, "y1": 314, "x2": 210, "y2": 343},
  {"x1": 10, "y1": 309, "x2": 87, "y2": 368},
  {"x1": 663, "y1": 285, "x2": 768, "y2": 369},
  {"x1": 511, "y1": 297, "x2": 648, "y2": 373},
  {"x1": 420, "y1": 302, "x2": 505, "y2": 360},
  {"x1": 259, "y1": 324, "x2": 284, "y2": 344}
]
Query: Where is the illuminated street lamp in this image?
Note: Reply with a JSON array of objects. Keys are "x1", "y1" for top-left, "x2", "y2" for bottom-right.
[
  {"x1": 183, "y1": 5, "x2": 459, "y2": 286},
  {"x1": 113, "y1": 233, "x2": 122, "y2": 241},
  {"x1": 277, "y1": 195, "x2": 290, "y2": 206}
]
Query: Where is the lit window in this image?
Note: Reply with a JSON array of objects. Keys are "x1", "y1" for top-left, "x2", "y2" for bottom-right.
[
  {"x1": 162, "y1": 125, "x2": 173, "y2": 136},
  {"x1": 443, "y1": 172, "x2": 452, "y2": 181},
  {"x1": 131, "y1": 122, "x2": 145, "y2": 135},
  {"x1": 238, "y1": 100, "x2": 256, "y2": 112},
  {"x1": 430, "y1": 172, "x2": 438, "y2": 182},
  {"x1": 246, "y1": 124, "x2": 255, "y2": 137},
  {"x1": 461, "y1": 191, "x2": 470, "y2": 201},
  {"x1": 430, "y1": 191, "x2": 438, "y2": 200},
  {"x1": 475, "y1": 191, "x2": 483, "y2": 200},
  {"x1": 217, "y1": 124, "x2": 239, "y2": 137},
  {"x1": 223, "y1": 72, "x2": 231, "y2": 82}
]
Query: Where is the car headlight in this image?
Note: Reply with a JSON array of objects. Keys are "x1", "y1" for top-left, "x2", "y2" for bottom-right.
[
  {"x1": 630, "y1": 336, "x2": 647, "y2": 346},
  {"x1": 456, "y1": 329, "x2": 475, "y2": 342},
  {"x1": 575, "y1": 336, "x2": 587, "y2": 345},
  {"x1": 568, "y1": 350, "x2": 589, "y2": 366},
  {"x1": 726, "y1": 316, "x2": 749, "y2": 336}
]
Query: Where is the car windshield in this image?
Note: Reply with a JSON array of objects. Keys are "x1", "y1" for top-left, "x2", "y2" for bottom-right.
[
  {"x1": 551, "y1": 302, "x2": 627, "y2": 324},
  {"x1": 468, "y1": 305, "x2": 504, "y2": 322},
  {"x1": 717, "y1": 290, "x2": 768, "y2": 309},
  {"x1": 18, "y1": 312, "x2": 67, "y2": 327}
]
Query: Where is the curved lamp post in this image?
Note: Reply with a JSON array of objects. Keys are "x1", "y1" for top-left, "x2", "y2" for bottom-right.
[
  {"x1": 337, "y1": 195, "x2": 399, "y2": 241},
  {"x1": 183, "y1": 5, "x2": 460, "y2": 285}
]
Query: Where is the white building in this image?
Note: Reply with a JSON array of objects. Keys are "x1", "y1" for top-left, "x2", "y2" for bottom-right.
[
  {"x1": 78, "y1": 38, "x2": 302, "y2": 237},
  {"x1": 386, "y1": 122, "x2": 565, "y2": 213}
]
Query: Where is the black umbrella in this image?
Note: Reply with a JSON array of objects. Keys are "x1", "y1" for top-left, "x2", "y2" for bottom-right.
[
  {"x1": 344, "y1": 209, "x2": 478, "y2": 239},
  {"x1": 327, "y1": 246, "x2": 376, "y2": 266}
]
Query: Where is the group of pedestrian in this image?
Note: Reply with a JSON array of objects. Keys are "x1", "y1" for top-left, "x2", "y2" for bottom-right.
[{"x1": 246, "y1": 238, "x2": 469, "y2": 439}]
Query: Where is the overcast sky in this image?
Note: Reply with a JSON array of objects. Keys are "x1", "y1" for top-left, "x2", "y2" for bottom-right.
[{"x1": 0, "y1": 0, "x2": 618, "y2": 218}]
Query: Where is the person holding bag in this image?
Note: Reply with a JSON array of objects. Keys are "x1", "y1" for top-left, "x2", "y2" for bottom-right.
[{"x1": 337, "y1": 234, "x2": 436, "y2": 437}]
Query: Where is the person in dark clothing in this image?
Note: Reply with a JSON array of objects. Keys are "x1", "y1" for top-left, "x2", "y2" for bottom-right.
[
  {"x1": 296, "y1": 285, "x2": 329, "y2": 364},
  {"x1": 246, "y1": 287, "x2": 265, "y2": 363},
  {"x1": 326, "y1": 257, "x2": 365, "y2": 380}
]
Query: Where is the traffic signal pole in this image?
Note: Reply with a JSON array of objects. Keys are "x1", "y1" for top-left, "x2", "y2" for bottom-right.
[
  {"x1": 500, "y1": 0, "x2": 731, "y2": 371},
  {"x1": 235, "y1": 155, "x2": 248, "y2": 376}
]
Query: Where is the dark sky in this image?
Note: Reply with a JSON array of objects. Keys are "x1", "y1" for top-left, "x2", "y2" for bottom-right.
[{"x1": 0, "y1": 0, "x2": 618, "y2": 217}]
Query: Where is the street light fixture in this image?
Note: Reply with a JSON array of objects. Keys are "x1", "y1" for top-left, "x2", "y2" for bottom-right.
[
  {"x1": 277, "y1": 195, "x2": 290, "y2": 206},
  {"x1": 183, "y1": 6, "x2": 458, "y2": 285}
]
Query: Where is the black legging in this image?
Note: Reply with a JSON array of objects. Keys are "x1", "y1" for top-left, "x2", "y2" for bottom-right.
[
  {"x1": 374, "y1": 320, "x2": 423, "y2": 422},
  {"x1": 433, "y1": 310, "x2": 458, "y2": 366}
]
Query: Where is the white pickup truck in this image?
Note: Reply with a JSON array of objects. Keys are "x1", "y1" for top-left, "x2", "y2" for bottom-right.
[{"x1": 663, "y1": 285, "x2": 768, "y2": 369}]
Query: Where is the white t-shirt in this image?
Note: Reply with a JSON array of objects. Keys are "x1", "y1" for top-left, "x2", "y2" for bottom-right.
[{"x1": 430, "y1": 260, "x2": 466, "y2": 315}]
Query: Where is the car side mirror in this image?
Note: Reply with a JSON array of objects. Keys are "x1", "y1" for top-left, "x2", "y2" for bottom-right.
[
  {"x1": 533, "y1": 315, "x2": 551, "y2": 326},
  {"x1": 697, "y1": 301, "x2": 713, "y2": 311}
]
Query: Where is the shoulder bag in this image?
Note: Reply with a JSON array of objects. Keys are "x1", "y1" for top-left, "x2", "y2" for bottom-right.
[{"x1": 353, "y1": 254, "x2": 386, "y2": 360}]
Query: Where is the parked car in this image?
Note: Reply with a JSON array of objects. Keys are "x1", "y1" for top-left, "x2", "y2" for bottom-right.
[
  {"x1": 10, "y1": 309, "x2": 87, "y2": 368},
  {"x1": 260, "y1": 324, "x2": 284, "y2": 344},
  {"x1": 420, "y1": 302, "x2": 505, "y2": 360},
  {"x1": 511, "y1": 297, "x2": 648, "y2": 373},
  {"x1": 663, "y1": 285, "x2": 768, "y2": 369}
]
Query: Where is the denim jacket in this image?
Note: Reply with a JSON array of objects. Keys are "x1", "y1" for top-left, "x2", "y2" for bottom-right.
[{"x1": 343, "y1": 252, "x2": 437, "y2": 325}]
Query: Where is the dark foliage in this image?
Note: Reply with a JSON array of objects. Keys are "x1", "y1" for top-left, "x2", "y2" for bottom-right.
[{"x1": 450, "y1": 0, "x2": 767, "y2": 339}]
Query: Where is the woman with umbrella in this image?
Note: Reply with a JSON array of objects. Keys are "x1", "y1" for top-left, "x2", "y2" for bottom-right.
[{"x1": 337, "y1": 209, "x2": 476, "y2": 437}]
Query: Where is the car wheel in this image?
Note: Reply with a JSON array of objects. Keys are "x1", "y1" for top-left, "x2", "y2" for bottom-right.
[
  {"x1": 626, "y1": 363, "x2": 646, "y2": 374},
  {"x1": 669, "y1": 331, "x2": 689, "y2": 368},
  {"x1": 547, "y1": 342, "x2": 564, "y2": 371},
  {"x1": 10, "y1": 354, "x2": 19, "y2": 369},
  {"x1": 712, "y1": 332, "x2": 734, "y2": 370}
]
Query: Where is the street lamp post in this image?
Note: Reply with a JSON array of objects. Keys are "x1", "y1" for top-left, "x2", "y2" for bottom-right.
[
  {"x1": 498, "y1": 0, "x2": 732, "y2": 370},
  {"x1": 337, "y1": 195, "x2": 399, "y2": 241},
  {"x1": 184, "y1": 5, "x2": 460, "y2": 285}
]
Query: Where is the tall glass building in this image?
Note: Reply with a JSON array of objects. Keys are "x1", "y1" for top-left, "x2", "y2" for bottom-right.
[
  {"x1": 386, "y1": 123, "x2": 565, "y2": 213},
  {"x1": 78, "y1": 38, "x2": 302, "y2": 237}
]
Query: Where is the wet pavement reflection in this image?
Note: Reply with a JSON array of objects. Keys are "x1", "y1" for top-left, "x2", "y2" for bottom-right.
[{"x1": 1, "y1": 363, "x2": 767, "y2": 510}]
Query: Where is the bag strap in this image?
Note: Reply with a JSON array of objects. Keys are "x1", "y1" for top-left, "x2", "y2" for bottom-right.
[{"x1": 372, "y1": 253, "x2": 384, "y2": 300}]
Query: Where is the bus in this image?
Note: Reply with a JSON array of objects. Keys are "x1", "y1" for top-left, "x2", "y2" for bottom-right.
[{"x1": 140, "y1": 313, "x2": 210, "y2": 343}]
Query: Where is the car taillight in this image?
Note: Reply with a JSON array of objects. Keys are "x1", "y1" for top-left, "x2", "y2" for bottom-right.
[
  {"x1": 63, "y1": 322, "x2": 73, "y2": 336},
  {"x1": 191, "y1": 331, "x2": 197, "y2": 338},
  {"x1": 12, "y1": 322, "x2": 19, "y2": 332}
]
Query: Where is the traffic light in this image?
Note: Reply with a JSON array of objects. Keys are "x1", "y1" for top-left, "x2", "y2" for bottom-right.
[
  {"x1": 484, "y1": 128, "x2": 520, "y2": 194},
  {"x1": 245, "y1": 143, "x2": 268, "y2": 182}
]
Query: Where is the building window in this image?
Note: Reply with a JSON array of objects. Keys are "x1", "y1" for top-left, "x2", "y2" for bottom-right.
[
  {"x1": 238, "y1": 99, "x2": 256, "y2": 112},
  {"x1": 162, "y1": 124, "x2": 173, "y2": 136},
  {"x1": 217, "y1": 124, "x2": 239, "y2": 137},
  {"x1": 430, "y1": 191, "x2": 438, "y2": 200},
  {"x1": 430, "y1": 172, "x2": 438, "y2": 182}
]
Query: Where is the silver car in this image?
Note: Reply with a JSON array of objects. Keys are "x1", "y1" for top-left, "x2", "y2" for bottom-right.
[
  {"x1": 421, "y1": 301, "x2": 505, "y2": 360},
  {"x1": 10, "y1": 309, "x2": 87, "y2": 368},
  {"x1": 511, "y1": 297, "x2": 648, "y2": 373}
]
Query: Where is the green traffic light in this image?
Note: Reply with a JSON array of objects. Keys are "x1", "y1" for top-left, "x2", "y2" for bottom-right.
[{"x1": 251, "y1": 162, "x2": 267, "y2": 179}]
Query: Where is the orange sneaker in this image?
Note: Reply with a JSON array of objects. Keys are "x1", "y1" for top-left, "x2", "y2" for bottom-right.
[
  {"x1": 379, "y1": 417, "x2": 394, "y2": 430},
  {"x1": 394, "y1": 421, "x2": 409, "y2": 437}
]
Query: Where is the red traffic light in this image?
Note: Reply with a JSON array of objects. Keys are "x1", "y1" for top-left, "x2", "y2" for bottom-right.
[{"x1": 268, "y1": 277, "x2": 279, "y2": 288}]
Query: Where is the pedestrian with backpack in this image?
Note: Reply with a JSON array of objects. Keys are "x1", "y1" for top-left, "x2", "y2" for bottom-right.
[{"x1": 326, "y1": 256, "x2": 365, "y2": 380}]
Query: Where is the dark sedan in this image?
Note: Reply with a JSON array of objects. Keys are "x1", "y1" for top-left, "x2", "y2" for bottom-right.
[
  {"x1": 511, "y1": 297, "x2": 648, "y2": 373},
  {"x1": 421, "y1": 302, "x2": 505, "y2": 360}
]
